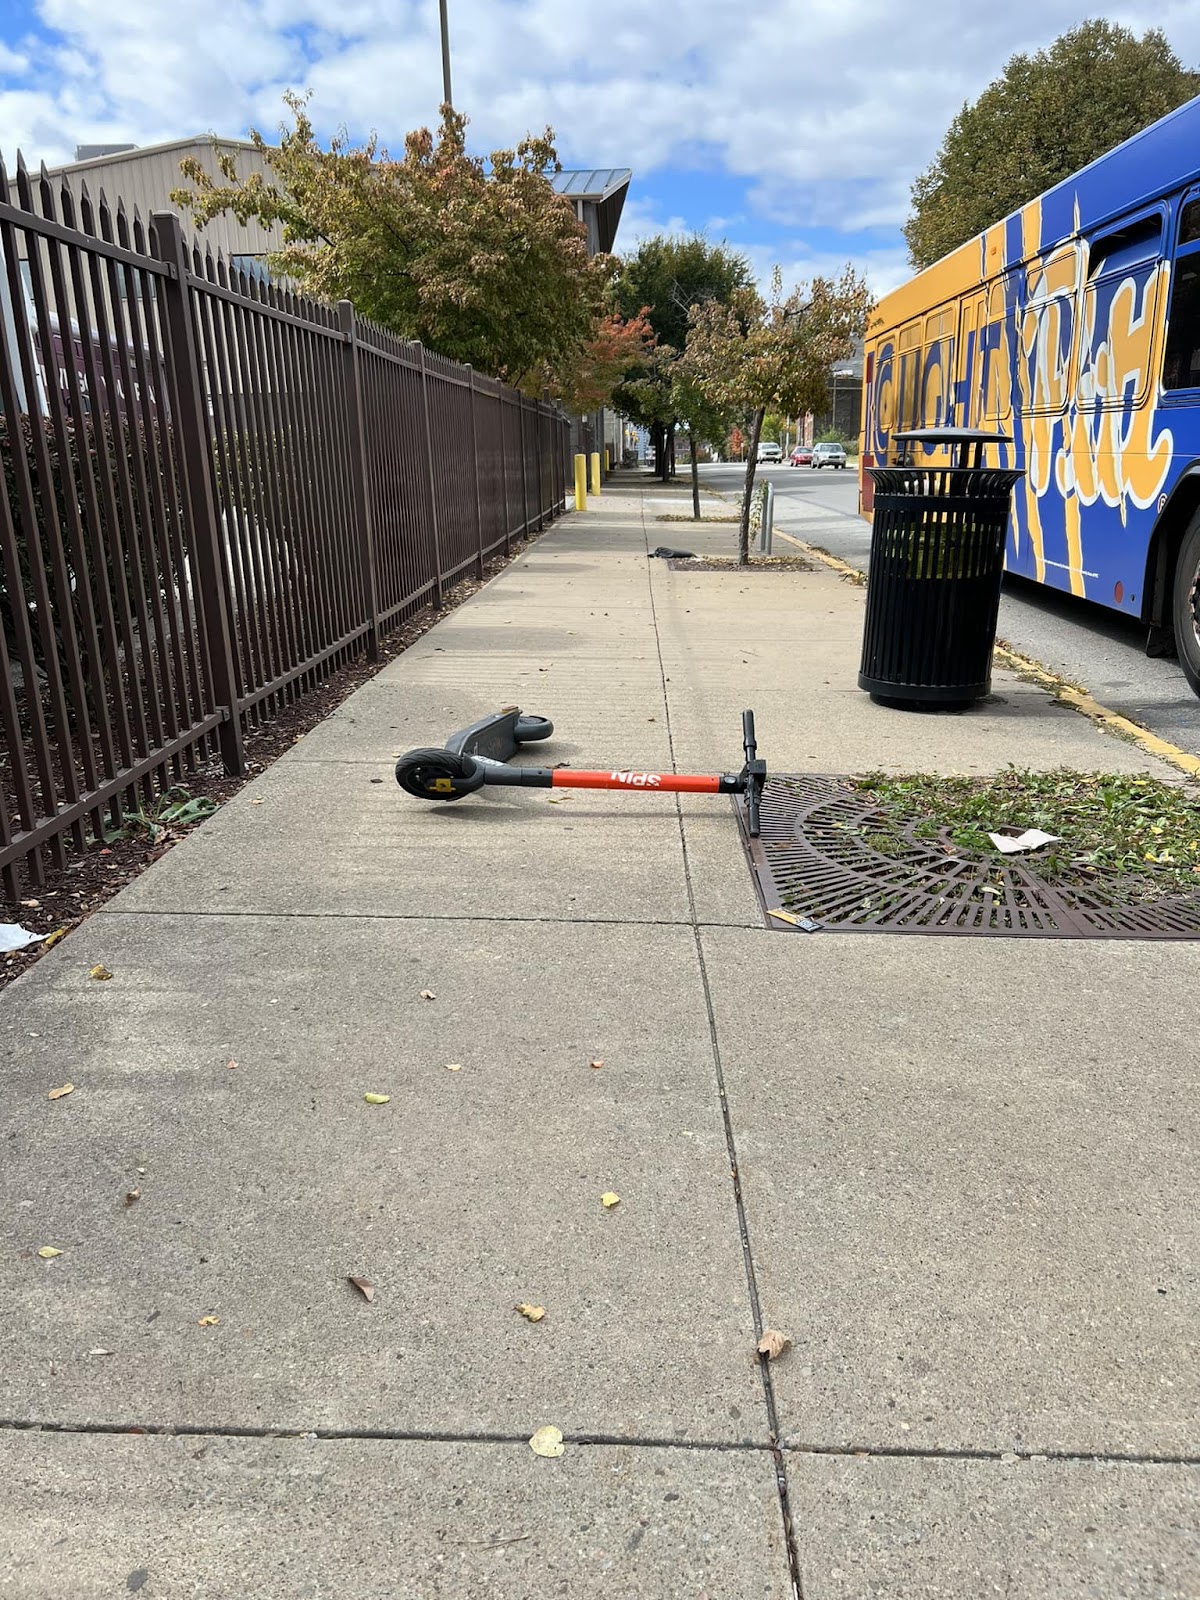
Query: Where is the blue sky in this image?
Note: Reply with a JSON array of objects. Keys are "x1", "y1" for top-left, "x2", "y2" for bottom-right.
[{"x1": 0, "y1": 1, "x2": 1198, "y2": 296}]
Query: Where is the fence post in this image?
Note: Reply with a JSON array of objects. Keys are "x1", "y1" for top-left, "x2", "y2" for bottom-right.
[
  {"x1": 500, "y1": 387, "x2": 511, "y2": 556},
  {"x1": 467, "y1": 366, "x2": 484, "y2": 578},
  {"x1": 337, "y1": 301, "x2": 380, "y2": 662},
  {"x1": 151, "y1": 211, "x2": 245, "y2": 775},
  {"x1": 417, "y1": 344, "x2": 444, "y2": 606},
  {"x1": 518, "y1": 396, "x2": 530, "y2": 542}
]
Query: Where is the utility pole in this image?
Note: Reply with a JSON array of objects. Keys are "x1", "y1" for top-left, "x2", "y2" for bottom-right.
[{"x1": 439, "y1": 0, "x2": 453, "y2": 108}]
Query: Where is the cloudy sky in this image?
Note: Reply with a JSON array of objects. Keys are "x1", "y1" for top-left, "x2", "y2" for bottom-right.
[{"x1": 0, "y1": 0, "x2": 1198, "y2": 295}]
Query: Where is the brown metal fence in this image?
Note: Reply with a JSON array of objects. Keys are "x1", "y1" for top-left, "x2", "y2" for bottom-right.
[{"x1": 0, "y1": 158, "x2": 571, "y2": 898}]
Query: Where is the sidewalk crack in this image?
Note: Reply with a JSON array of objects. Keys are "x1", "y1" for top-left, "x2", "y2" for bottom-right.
[{"x1": 637, "y1": 484, "x2": 805, "y2": 1600}]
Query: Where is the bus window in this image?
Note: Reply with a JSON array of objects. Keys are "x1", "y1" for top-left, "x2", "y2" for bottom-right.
[
  {"x1": 1021, "y1": 244, "x2": 1080, "y2": 414},
  {"x1": 1163, "y1": 196, "x2": 1200, "y2": 391},
  {"x1": 1080, "y1": 214, "x2": 1164, "y2": 409},
  {"x1": 896, "y1": 321, "x2": 922, "y2": 430},
  {"x1": 922, "y1": 307, "x2": 954, "y2": 424}
]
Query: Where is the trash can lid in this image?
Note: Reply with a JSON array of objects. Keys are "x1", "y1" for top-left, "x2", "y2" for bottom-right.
[
  {"x1": 892, "y1": 427, "x2": 1013, "y2": 470},
  {"x1": 892, "y1": 428, "x2": 1012, "y2": 446}
]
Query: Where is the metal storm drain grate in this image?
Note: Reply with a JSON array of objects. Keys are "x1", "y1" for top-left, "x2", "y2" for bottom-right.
[{"x1": 736, "y1": 775, "x2": 1200, "y2": 940}]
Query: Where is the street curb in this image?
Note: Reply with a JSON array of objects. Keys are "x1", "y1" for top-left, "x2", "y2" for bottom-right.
[{"x1": 774, "y1": 529, "x2": 1200, "y2": 782}]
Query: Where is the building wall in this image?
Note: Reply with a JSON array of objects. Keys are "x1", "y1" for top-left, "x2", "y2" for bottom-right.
[{"x1": 45, "y1": 140, "x2": 285, "y2": 261}]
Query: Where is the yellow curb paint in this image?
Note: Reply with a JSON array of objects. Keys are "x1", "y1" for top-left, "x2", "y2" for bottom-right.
[{"x1": 783, "y1": 532, "x2": 1200, "y2": 782}]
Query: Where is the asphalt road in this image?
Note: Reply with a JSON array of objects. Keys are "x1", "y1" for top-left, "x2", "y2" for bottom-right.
[{"x1": 696, "y1": 461, "x2": 1200, "y2": 759}]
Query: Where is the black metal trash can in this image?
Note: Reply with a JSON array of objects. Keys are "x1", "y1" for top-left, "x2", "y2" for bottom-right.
[{"x1": 859, "y1": 427, "x2": 1024, "y2": 706}]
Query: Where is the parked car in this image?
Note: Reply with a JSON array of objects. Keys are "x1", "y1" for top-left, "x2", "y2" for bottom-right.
[
  {"x1": 789, "y1": 443, "x2": 813, "y2": 466},
  {"x1": 811, "y1": 441, "x2": 848, "y2": 470},
  {"x1": 756, "y1": 441, "x2": 782, "y2": 463}
]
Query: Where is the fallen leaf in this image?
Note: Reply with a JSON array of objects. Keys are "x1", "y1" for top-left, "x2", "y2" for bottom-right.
[
  {"x1": 757, "y1": 1328, "x2": 791, "y2": 1360},
  {"x1": 445, "y1": 1062, "x2": 462, "y2": 1072},
  {"x1": 47, "y1": 1083, "x2": 75, "y2": 1100},
  {"x1": 349, "y1": 1276, "x2": 375, "y2": 1302},
  {"x1": 197, "y1": 1315, "x2": 220, "y2": 1327},
  {"x1": 89, "y1": 964, "x2": 113, "y2": 981},
  {"x1": 43, "y1": 929, "x2": 66, "y2": 949},
  {"x1": 589, "y1": 1059, "x2": 604, "y2": 1070},
  {"x1": 515, "y1": 1303, "x2": 545, "y2": 1322},
  {"x1": 37, "y1": 1246, "x2": 63, "y2": 1259},
  {"x1": 528, "y1": 1425, "x2": 564, "y2": 1458},
  {"x1": 226, "y1": 1059, "x2": 238, "y2": 1071},
  {"x1": 419, "y1": 989, "x2": 436, "y2": 1001},
  {"x1": 600, "y1": 1192, "x2": 621, "y2": 1209},
  {"x1": 21, "y1": 899, "x2": 39, "y2": 908},
  {"x1": 363, "y1": 1092, "x2": 391, "y2": 1105},
  {"x1": 124, "y1": 1189, "x2": 141, "y2": 1206},
  {"x1": 88, "y1": 1347, "x2": 115, "y2": 1357},
  {"x1": 250, "y1": 798, "x2": 265, "y2": 806}
]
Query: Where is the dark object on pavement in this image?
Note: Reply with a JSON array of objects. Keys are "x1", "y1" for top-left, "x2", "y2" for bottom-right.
[
  {"x1": 396, "y1": 709, "x2": 767, "y2": 836},
  {"x1": 859, "y1": 428, "x2": 1023, "y2": 708},
  {"x1": 649, "y1": 546, "x2": 696, "y2": 559}
]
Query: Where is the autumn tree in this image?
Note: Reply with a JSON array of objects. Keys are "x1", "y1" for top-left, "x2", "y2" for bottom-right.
[
  {"x1": 561, "y1": 309, "x2": 655, "y2": 413},
  {"x1": 611, "y1": 234, "x2": 752, "y2": 482},
  {"x1": 172, "y1": 94, "x2": 609, "y2": 396},
  {"x1": 905, "y1": 21, "x2": 1200, "y2": 269},
  {"x1": 680, "y1": 267, "x2": 872, "y2": 564}
]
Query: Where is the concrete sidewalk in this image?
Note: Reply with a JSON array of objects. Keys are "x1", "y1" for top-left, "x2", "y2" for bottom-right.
[{"x1": 2, "y1": 480, "x2": 1197, "y2": 1598}]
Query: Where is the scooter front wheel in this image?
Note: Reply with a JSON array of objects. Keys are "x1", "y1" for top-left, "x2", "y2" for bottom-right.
[{"x1": 394, "y1": 748, "x2": 485, "y2": 800}]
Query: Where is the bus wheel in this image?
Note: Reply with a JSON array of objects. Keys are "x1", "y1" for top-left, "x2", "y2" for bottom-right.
[{"x1": 1172, "y1": 516, "x2": 1200, "y2": 697}]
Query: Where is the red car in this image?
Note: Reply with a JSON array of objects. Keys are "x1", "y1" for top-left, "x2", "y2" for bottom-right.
[{"x1": 789, "y1": 443, "x2": 813, "y2": 466}]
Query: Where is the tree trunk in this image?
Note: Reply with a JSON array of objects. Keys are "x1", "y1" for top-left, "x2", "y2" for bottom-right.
[
  {"x1": 739, "y1": 407, "x2": 765, "y2": 567},
  {"x1": 650, "y1": 421, "x2": 663, "y2": 476},
  {"x1": 689, "y1": 426, "x2": 701, "y2": 519}
]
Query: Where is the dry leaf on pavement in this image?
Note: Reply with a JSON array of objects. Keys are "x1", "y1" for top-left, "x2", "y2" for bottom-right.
[
  {"x1": 515, "y1": 1303, "x2": 545, "y2": 1322},
  {"x1": 348, "y1": 1276, "x2": 375, "y2": 1302},
  {"x1": 226, "y1": 1059, "x2": 238, "y2": 1071},
  {"x1": 757, "y1": 1328, "x2": 791, "y2": 1360},
  {"x1": 528, "y1": 1425, "x2": 564, "y2": 1458},
  {"x1": 47, "y1": 1083, "x2": 74, "y2": 1100},
  {"x1": 37, "y1": 1246, "x2": 63, "y2": 1259},
  {"x1": 419, "y1": 989, "x2": 436, "y2": 1000},
  {"x1": 198, "y1": 1315, "x2": 220, "y2": 1327},
  {"x1": 445, "y1": 1062, "x2": 462, "y2": 1072},
  {"x1": 600, "y1": 1192, "x2": 620, "y2": 1209},
  {"x1": 88, "y1": 964, "x2": 113, "y2": 981},
  {"x1": 589, "y1": 1059, "x2": 604, "y2": 1070},
  {"x1": 124, "y1": 1189, "x2": 141, "y2": 1206},
  {"x1": 43, "y1": 929, "x2": 66, "y2": 949},
  {"x1": 363, "y1": 1092, "x2": 391, "y2": 1105}
]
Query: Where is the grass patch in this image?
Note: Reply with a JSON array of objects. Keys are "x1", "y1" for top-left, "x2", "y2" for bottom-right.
[{"x1": 851, "y1": 769, "x2": 1200, "y2": 892}]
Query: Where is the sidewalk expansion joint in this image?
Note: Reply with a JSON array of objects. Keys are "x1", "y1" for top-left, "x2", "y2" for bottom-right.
[
  {"x1": 782, "y1": 1439, "x2": 1200, "y2": 1468},
  {"x1": 3, "y1": 1417, "x2": 1196, "y2": 1469},
  {"x1": 0, "y1": 1418, "x2": 771, "y2": 1453},
  {"x1": 95, "y1": 907, "x2": 756, "y2": 931},
  {"x1": 640, "y1": 487, "x2": 805, "y2": 1600}
]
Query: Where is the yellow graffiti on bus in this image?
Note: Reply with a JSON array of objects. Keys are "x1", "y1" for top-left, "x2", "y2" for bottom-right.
[{"x1": 1056, "y1": 262, "x2": 1173, "y2": 528}]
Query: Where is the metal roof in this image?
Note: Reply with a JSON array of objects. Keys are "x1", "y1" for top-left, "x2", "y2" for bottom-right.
[{"x1": 551, "y1": 169, "x2": 632, "y2": 202}]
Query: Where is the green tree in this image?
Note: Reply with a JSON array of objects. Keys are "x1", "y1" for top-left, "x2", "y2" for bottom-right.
[
  {"x1": 610, "y1": 234, "x2": 752, "y2": 482},
  {"x1": 905, "y1": 21, "x2": 1200, "y2": 270},
  {"x1": 680, "y1": 267, "x2": 872, "y2": 564},
  {"x1": 173, "y1": 94, "x2": 608, "y2": 394}
]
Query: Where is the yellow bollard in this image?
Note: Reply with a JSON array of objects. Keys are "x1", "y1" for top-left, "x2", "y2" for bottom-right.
[
  {"x1": 574, "y1": 453, "x2": 588, "y2": 511},
  {"x1": 589, "y1": 451, "x2": 601, "y2": 496}
]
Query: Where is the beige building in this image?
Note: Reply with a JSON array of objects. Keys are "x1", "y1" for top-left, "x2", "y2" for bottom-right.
[{"x1": 46, "y1": 138, "x2": 285, "y2": 272}]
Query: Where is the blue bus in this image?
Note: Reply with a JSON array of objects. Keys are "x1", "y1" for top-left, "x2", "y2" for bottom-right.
[{"x1": 861, "y1": 94, "x2": 1200, "y2": 694}]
